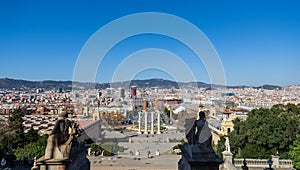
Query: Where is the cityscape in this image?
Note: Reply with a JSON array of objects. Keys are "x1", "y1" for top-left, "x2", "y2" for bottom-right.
[
  {"x1": 0, "y1": 78, "x2": 299, "y2": 169},
  {"x1": 1, "y1": 1, "x2": 300, "y2": 170}
]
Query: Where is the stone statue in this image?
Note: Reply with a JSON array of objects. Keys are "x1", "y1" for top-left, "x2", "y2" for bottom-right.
[
  {"x1": 178, "y1": 111, "x2": 223, "y2": 170},
  {"x1": 45, "y1": 112, "x2": 79, "y2": 159},
  {"x1": 225, "y1": 137, "x2": 231, "y2": 152},
  {"x1": 186, "y1": 111, "x2": 212, "y2": 150}
]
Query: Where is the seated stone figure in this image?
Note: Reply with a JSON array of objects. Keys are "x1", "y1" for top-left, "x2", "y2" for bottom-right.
[
  {"x1": 45, "y1": 112, "x2": 78, "y2": 159},
  {"x1": 186, "y1": 111, "x2": 213, "y2": 151}
]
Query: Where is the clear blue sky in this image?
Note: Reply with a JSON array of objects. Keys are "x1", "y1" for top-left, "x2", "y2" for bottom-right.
[{"x1": 1, "y1": 0, "x2": 300, "y2": 86}]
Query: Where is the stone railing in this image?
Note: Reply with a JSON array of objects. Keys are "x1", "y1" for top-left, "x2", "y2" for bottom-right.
[
  {"x1": 234, "y1": 158, "x2": 293, "y2": 169},
  {"x1": 234, "y1": 159, "x2": 268, "y2": 168},
  {"x1": 278, "y1": 159, "x2": 294, "y2": 168}
]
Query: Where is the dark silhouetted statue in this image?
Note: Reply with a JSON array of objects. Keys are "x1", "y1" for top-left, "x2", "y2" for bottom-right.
[
  {"x1": 178, "y1": 111, "x2": 223, "y2": 170},
  {"x1": 186, "y1": 111, "x2": 213, "y2": 151}
]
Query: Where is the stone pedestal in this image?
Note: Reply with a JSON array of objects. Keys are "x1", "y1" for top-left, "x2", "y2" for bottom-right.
[
  {"x1": 36, "y1": 145, "x2": 90, "y2": 170},
  {"x1": 36, "y1": 158, "x2": 70, "y2": 170},
  {"x1": 178, "y1": 144, "x2": 223, "y2": 170},
  {"x1": 272, "y1": 155, "x2": 280, "y2": 168},
  {"x1": 222, "y1": 151, "x2": 236, "y2": 170},
  {"x1": 222, "y1": 151, "x2": 233, "y2": 163}
]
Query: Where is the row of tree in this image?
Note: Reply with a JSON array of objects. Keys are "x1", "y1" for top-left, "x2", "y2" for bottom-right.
[
  {"x1": 217, "y1": 104, "x2": 300, "y2": 169},
  {"x1": 0, "y1": 109, "x2": 48, "y2": 161}
]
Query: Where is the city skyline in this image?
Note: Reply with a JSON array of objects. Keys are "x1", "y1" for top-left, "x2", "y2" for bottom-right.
[{"x1": 1, "y1": 1, "x2": 300, "y2": 86}]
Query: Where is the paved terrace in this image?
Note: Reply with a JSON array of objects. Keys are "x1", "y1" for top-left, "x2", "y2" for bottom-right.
[
  {"x1": 99, "y1": 129, "x2": 185, "y2": 158},
  {"x1": 89, "y1": 155, "x2": 181, "y2": 170}
]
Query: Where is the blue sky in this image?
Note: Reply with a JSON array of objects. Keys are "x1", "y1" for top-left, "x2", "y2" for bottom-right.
[{"x1": 0, "y1": 0, "x2": 300, "y2": 86}]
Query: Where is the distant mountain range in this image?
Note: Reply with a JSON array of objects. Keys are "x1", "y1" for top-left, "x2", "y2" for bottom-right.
[
  {"x1": 0, "y1": 78, "x2": 73, "y2": 91},
  {"x1": 0, "y1": 78, "x2": 282, "y2": 91}
]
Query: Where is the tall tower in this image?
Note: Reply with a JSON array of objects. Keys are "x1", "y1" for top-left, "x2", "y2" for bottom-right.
[
  {"x1": 154, "y1": 99, "x2": 159, "y2": 111},
  {"x1": 142, "y1": 99, "x2": 147, "y2": 111},
  {"x1": 131, "y1": 86, "x2": 137, "y2": 98},
  {"x1": 120, "y1": 88, "x2": 125, "y2": 98},
  {"x1": 221, "y1": 107, "x2": 234, "y2": 135}
]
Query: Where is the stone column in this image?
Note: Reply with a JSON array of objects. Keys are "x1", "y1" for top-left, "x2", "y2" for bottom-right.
[
  {"x1": 154, "y1": 99, "x2": 158, "y2": 111},
  {"x1": 144, "y1": 111, "x2": 148, "y2": 134},
  {"x1": 157, "y1": 111, "x2": 161, "y2": 134},
  {"x1": 150, "y1": 112, "x2": 154, "y2": 134},
  {"x1": 142, "y1": 99, "x2": 147, "y2": 111},
  {"x1": 170, "y1": 107, "x2": 172, "y2": 121},
  {"x1": 137, "y1": 111, "x2": 141, "y2": 134}
]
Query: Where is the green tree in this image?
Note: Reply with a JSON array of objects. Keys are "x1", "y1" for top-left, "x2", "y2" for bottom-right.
[
  {"x1": 172, "y1": 139, "x2": 187, "y2": 155},
  {"x1": 8, "y1": 109, "x2": 25, "y2": 148},
  {"x1": 215, "y1": 136, "x2": 226, "y2": 158},
  {"x1": 0, "y1": 109, "x2": 25, "y2": 156},
  {"x1": 289, "y1": 134, "x2": 300, "y2": 169},
  {"x1": 24, "y1": 127, "x2": 40, "y2": 144},
  {"x1": 226, "y1": 104, "x2": 300, "y2": 159},
  {"x1": 14, "y1": 135, "x2": 48, "y2": 160},
  {"x1": 164, "y1": 107, "x2": 170, "y2": 118},
  {"x1": 0, "y1": 109, "x2": 49, "y2": 161},
  {"x1": 0, "y1": 125, "x2": 14, "y2": 157},
  {"x1": 90, "y1": 143, "x2": 101, "y2": 153},
  {"x1": 100, "y1": 142, "x2": 124, "y2": 156}
]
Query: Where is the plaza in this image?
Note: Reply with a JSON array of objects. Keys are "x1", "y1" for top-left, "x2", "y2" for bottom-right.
[{"x1": 89, "y1": 155, "x2": 181, "y2": 170}]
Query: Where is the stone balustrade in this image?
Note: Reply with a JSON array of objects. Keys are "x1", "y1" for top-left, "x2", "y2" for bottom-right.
[{"x1": 234, "y1": 158, "x2": 293, "y2": 169}]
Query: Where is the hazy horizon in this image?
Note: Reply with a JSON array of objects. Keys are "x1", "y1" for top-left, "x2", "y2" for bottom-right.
[{"x1": 0, "y1": 76, "x2": 294, "y2": 87}]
